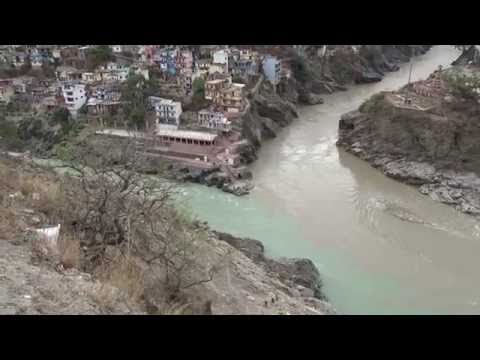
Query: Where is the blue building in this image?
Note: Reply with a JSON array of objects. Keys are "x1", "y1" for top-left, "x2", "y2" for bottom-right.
[
  {"x1": 262, "y1": 55, "x2": 281, "y2": 86},
  {"x1": 154, "y1": 48, "x2": 178, "y2": 76}
]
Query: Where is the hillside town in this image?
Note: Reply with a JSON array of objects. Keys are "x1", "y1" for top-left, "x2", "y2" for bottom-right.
[
  {"x1": 0, "y1": 45, "x2": 311, "y2": 190},
  {"x1": 1, "y1": 45, "x2": 433, "y2": 195}
]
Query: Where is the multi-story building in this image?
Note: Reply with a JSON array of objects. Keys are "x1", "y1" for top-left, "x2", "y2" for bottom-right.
[
  {"x1": 178, "y1": 69, "x2": 193, "y2": 96},
  {"x1": 139, "y1": 45, "x2": 161, "y2": 64},
  {"x1": 177, "y1": 50, "x2": 193, "y2": 71},
  {"x1": 205, "y1": 75, "x2": 245, "y2": 112},
  {"x1": 30, "y1": 53, "x2": 44, "y2": 67},
  {"x1": 230, "y1": 57, "x2": 259, "y2": 79},
  {"x1": 60, "y1": 81, "x2": 87, "y2": 114},
  {"x1": 212, "y1": 49, "x2": 229, "y2": 74},
  {"x1": 154, "y1": 47, "x2": 178, "y2": 76},
  {"x1": 86, "y1": 84, "x2": 122, "y2": 115},
  {"x1": 175, "y1": 50, "x2": 194, "y2": 96},
  {"x1": 198, "y1": 109, "x2": 231, "y2": 132},
  {"x1": 101, "y1": 63, "x2": 130, "y2": 82},
  {"x1": 217, "y1": 83, "x2": 245, "y2": 113},
  {"x1": 56, "y1": 66, "x2": 82, "y2": 82},
  {"x1": 12, "y1": 76, "x2": 35, "y2": 94},
  {"x1": 81, "y1": 71, "x2": 101, "y2": 84},
  {"x1": 205, "y1": 76, "x2": 231, "y2": 100},
  {"x1": 149, "y1": 96, "x2": 183, "y2": 128},
  {"x1": 262, "y1": 55, "x2": 282, "y2": 86},
  {"x1": 12, "y1": 52, "x2": 27, "y2": 68},
  {"x1": 196, "y1": 59, "x2": 210, "y2": 72}
]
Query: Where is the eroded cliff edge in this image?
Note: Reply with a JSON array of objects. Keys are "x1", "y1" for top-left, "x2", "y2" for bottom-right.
[{"x1": 337, "y1": 63, "x2": 480, "y2": 216}]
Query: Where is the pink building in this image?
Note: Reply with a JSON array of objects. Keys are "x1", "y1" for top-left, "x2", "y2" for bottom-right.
[
  {"x1": 142, "y1": 45, "x2": 161, "y2": 64},
  {"x1": 177, "y1": 50, "x2": 193, "y2": 71}
]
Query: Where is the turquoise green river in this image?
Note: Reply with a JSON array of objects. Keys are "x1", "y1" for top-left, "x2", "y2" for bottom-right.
[{"x1": 176, "y1": 46, "x2": 480, "y2": 314}]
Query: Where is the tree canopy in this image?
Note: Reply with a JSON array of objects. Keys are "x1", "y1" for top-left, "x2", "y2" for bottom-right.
[
  {"x1": 121, "y1": 73, "x2": 158, "y2": 129},
  {"x1": 85, "y1": 45, "x2": 115, "y2": 71}
]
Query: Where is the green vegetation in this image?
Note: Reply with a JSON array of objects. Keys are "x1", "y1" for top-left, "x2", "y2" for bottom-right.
[
  {"x1": 290, "y1": 54, "x2": 311, "y2": 83},
  {"x1": 121, "y1": 73, "x2": 159, "y2": 130},
  {"x1": 193, "y1": 77, "x2": 205, "y2": 98},
  {"x1": 51, "y1": 108, "x2": 76, "y2": 134},
  {"x1": 85, "y1": 45, "x2": 115, "y2": 71},
  {"x1": 359, "y1": 92, "x2": 386, "y2": 113},
  {"x1": 0, "y1": 116, "x2": 25, "y2": 152},
  {"x1": 0, "y1": 105, "x2": 85, "y2": 155},
  {"x1": 445, "y1": 72, "x2": 480, "y2": 101}
]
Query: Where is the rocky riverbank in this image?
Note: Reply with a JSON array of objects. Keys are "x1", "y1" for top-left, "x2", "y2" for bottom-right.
[
  {"x1": 0, "y1": 223, "x2": 335, "y2": 315},
  {"x1": 337, "y1": 63, "x2": 480, "y2": 217},
  {"x1": 0, "y1": 154, "x2": 334, "y2": 314},
  {"x1": 179, "y1": 226, "x2": 335, "y2": 315}
]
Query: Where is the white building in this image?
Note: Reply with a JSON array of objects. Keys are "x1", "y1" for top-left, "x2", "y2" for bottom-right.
[
  {"x1": 149, "y1": 96, "x2": 183, "y2": 128},
  {"x1": 60, "y1": 82, "x2": 87, "y2": 114},
  {"x1": 213, "y1": 49, "x2": 229, "y2": 74},
  {"x1": 198, "y1": 109, "x2": 231, "y2": 132},
  {"x1": 111, "y1": 45, "x2": 123, "y2": 53},
  {"x1": 52, "y1": 49, "x2": 62, "y2": 60}
]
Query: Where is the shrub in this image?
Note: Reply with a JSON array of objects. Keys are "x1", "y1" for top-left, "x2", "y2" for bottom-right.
[
  {"x1": 85, "y1": 45, "x2": 115, "y2": 71},
  {"x1": 0, "y1": 118, "x2": 26, "y2": 151},
  {"x1": 192, "y1": 77, "x2": 205, "y2": 98},
  {"x1": 95, "y1": 255, "x2": 144, "y2": 303},
  {"x1": 290, "y1": 54, "x2": 311, "y2": 83},
  {"x1": 445, "y1": 72, "x2": 480, "y2": 101},
  {"x1": 359, "y1": 92, "x2": 386, "y2": 113}
]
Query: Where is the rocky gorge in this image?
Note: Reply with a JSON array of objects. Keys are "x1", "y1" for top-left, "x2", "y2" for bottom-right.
[
  {"x1": 237, "y1": 46, "x2": 433, "y2": 163},
  {"x1": 337, "y1": 59, "x2": 480, "y2": 217}
]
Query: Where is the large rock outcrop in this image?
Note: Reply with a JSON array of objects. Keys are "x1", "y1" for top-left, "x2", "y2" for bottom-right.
[
  {"x1": 451, "y1": 45, "x2": 480, "y2": 66},
  {"x1": 212, "y1": 231, "x2": 333, "y2": 309},
  {"x1": 337, "y1": 74, "x2": 480, "y2": 217}
]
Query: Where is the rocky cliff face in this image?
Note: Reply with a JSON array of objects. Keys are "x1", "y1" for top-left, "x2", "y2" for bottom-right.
[
  {"x1": 237, "y1": 45, "x2": 433, "y2": 171},
  {"x1": 451, "y1": 45, "x2": 480, "y2": 66},
  {"x1": 187, "y1": 229, "x2": 335, "y2": 314},
  {"x1": 241, "y1": 80, "x2": 298, "y2": 150},
  {"x1": 337, "y1": 78, "x2": 480, "y2": 216},
  {"x1": 282, "y1": 45, "x2": 431, "y2": 100}
]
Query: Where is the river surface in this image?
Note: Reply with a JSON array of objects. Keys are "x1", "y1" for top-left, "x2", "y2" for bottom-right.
[{"x1": 174, "y1": 45, "x2": 480, "y2": 314}]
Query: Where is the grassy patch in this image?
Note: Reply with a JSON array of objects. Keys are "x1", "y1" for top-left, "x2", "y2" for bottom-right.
[{"x1": 359, "y1": 92, "x2": 386, "y2": 113}]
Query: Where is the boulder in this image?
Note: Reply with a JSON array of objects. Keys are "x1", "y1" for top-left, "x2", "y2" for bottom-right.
[
  {"x1": 213, "y1": 231, "x2": 265, "y2": 262},
  {"x1": 302, "y1": 92, "x2": 324, "y2": 105},
  {"x1": 222, "y1": 181, "x2": 253, "y2": 196},
  {"x1": 355, "y1": 70, "x2": 383, "y2": 84},
  {"x1": 265, "y1": 257, "x2": 325, "y2": 300}
]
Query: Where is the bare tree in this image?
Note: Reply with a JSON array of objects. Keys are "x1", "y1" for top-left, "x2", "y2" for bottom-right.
[{"x1": 56, "y1": 132, "x2": 222, "y2": 298}]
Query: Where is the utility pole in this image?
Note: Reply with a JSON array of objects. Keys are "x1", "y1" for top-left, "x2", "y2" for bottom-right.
[
  {"x1": 407, "y1": 61, "x2": 413, "y2": 87},
  {"x1": 405, "y1": 60, "x2": 414, "y2": 105}
]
